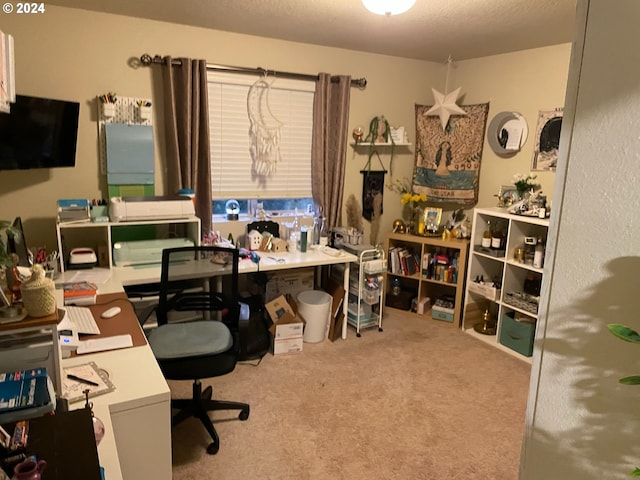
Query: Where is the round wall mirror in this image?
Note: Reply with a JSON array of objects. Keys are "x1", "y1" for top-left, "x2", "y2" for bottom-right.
[{"x1": 487, "y1": 111, "x2": 528, "y2": 156}]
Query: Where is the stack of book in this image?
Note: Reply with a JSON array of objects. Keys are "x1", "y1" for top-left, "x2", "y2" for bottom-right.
[
  {"x1": 0, "y1": 368, "x2": 56, "y2": 424},
  {"x1": 59, "y1": 281, "x2": 97, "y2": 305},
  {"x1": 388, "y1": 247, "x2": 420, "y2": 276}
]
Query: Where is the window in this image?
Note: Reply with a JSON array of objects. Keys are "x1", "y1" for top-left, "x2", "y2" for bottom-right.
[{"x1": 207, "y1": 71, "x2": 314, "y2": 215}]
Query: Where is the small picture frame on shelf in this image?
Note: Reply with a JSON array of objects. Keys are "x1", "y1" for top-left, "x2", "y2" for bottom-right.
[
  {"x1": 422, "y1": 207, "x2": 442, "y2": 234},
  {"x1": 497, "y1": 185, "x2": 521, "y2": 208}
]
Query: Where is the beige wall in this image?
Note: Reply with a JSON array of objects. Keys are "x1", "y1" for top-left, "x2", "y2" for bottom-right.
[
  {"x1": 453, "y1": 44, "x2": 572, "y2": 209},
  {"x1": 0, "y1": 5, "x2": 569, "y2": 253}
]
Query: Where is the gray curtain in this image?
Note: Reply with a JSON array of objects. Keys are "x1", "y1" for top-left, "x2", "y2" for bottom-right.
[
  {"x1": 162, "y1": 57, "x2": 212, "y2": 235},
  {"x1": 311, "y1": 73, "x2": 351, "y2": 230}
]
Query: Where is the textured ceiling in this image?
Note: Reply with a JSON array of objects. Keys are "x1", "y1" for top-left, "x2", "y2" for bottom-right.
[{"x1": 47, "y1": 0, "x2": 577, "y2": 61}]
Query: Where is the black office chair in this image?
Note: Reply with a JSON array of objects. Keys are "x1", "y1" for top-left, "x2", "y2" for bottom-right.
[
  {"x1": 145, "y1": 245, "x2": 250, "y2": 455},
  {"x1": 246, "y1": 220, "x2": 280, "y2": 238}
]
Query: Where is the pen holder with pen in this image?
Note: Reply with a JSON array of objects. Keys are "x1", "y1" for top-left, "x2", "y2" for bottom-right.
[
  {"x1": 102, "y1": 103, "x2": 116, "y2": 118},
  {"x1": 91, "y1": 205, "x2": 109, "y2": 222},
  {"x1": 138, "y1": 105, "x2": 152, "y2": 121}
]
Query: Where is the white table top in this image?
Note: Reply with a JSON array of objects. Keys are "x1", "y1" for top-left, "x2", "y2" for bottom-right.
[{"x1": 57, "y1": 246, "x2": 357, "y2": 294}]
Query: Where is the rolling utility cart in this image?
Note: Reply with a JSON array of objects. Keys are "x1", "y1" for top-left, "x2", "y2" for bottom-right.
[{"x1": 347, "y1": 247, "x2": 387, "y2": 337}]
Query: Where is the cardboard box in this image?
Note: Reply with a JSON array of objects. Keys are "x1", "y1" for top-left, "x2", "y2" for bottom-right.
[
  {"x1": 265, "y1": 295, "x2": 305, "y2": 355},
  {"x1": 468, "y1": 282, "x2": 501, "y2": 301},
  {"x1": 273, "y1": 336, "x2": 304, "y2": 356},
  {"x1": 265, "y1": 268, "x2": 315, "y2": 302}
]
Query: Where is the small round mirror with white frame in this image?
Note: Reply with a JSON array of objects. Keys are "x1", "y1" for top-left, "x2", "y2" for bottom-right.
[{"x1": 487, "y1": 111, "x2": 528, "y2": 156}]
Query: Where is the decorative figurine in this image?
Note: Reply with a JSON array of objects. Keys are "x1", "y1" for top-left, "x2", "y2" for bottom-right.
[{"x1": 392, "y1": 219, "x2": 406, "y2": 234}]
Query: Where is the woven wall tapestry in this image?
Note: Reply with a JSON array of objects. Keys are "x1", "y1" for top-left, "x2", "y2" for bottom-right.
[{"x1": 413, "y1": 103, "x2": 489, "y2": 205}]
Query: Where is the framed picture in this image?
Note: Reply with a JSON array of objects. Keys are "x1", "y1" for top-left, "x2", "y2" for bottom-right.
[
  {"x1": 422, "y1": 207, "x2": 443, "y2": 234},
  {"x1": 532, "y1": 108, "x2": 563, "y2": 171},
  {"x1": 498, "y1": 185, "x2": 521, "y2": 208}
]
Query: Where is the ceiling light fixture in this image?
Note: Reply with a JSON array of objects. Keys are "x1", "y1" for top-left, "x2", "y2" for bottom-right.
[{"x1": 361, "y1": 0, "x2": 416, "y2": 16}]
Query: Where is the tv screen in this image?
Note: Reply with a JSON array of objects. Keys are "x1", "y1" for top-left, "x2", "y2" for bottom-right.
[{"x1": 0, "y1": 94, "x2": 80, "y2": 170}]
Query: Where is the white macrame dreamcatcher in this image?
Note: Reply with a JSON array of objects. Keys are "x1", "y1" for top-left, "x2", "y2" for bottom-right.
[{"x1": 247, "y1": 76, "x2": 283, "y2": 176}]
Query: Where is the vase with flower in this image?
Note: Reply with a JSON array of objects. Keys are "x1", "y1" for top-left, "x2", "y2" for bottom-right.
[
  {"x1": 512, "y1": 173, "x2": 541, "y2": 200},
  {"x1": 387, "y1": 177, "x2": 428, "y2": 234}
]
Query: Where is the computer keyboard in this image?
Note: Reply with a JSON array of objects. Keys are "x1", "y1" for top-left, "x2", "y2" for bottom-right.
[{"x1": 64, "y1": 306, "x2": 101, "y2": 335}]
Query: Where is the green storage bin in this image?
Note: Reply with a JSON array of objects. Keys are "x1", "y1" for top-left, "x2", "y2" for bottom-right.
[
  {"x1": 499, "y1": 312, "x2": 536, "y2": 357},
  {"x1": 431, "y1": 306, "x2": 454, "y2": 323}
]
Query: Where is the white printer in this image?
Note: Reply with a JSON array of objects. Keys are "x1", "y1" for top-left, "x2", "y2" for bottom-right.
[{"x1": 109, "y1": 196, "x2": 195, "y2": 222}]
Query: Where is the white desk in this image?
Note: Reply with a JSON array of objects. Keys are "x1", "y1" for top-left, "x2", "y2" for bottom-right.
[
  {"x1": 63, "y1": 344, "x2": 171, "y2": 480},
  {"x1": 60, "y1": 294, "x2": 171, "y2": 480},
  {"x1": 52, "y1": 246, "x2": 356, "y2": 479},
  {"x1": 60, "y1": 247, "x2": 358, "y2": 339}
]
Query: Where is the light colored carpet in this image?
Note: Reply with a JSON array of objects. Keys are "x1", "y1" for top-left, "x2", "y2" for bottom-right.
[{"x1": 170, "y1": 310, "x2": 530, "y2": 479}]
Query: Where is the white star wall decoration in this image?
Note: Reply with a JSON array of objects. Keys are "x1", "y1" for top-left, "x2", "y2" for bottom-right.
[{"x1": 424, "y1": 87, "x2": 467, "y2": 130}]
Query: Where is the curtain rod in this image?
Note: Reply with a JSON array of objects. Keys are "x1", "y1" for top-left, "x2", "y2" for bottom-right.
[{"x1": 139, "y1": 54, "x2": 367, "y2": 89}]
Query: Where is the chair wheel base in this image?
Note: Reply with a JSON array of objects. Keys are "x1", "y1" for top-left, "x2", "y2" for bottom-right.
[{"x1": 207, "y1": 442, "x2": 220, "y2": 455}]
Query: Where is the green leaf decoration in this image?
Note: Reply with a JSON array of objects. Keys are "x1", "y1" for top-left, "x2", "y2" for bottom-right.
[
  {"x1": 619, "y1": 376, "x2": 640, "y2": 385},
  {"x1": 608, "y1": 324, "x2": 640, "y2": 344},
  {"x1": 631, "y1": 467, "x2": 640, "y2": 476}
]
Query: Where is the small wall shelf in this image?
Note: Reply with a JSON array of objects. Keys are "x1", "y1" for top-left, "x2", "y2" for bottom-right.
[{"x1": 350, "y1": 142, "x2": 412, "y2": 148}]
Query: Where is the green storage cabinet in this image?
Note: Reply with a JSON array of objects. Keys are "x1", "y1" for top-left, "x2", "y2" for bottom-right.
[{"x1": 499, "y1": 312, "x2": 536, "y2": 357}]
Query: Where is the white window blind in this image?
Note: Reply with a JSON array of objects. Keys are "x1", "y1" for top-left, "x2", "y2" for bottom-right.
[{"x1": 208, "y1": 71, "x2": 314, "y2": 200}]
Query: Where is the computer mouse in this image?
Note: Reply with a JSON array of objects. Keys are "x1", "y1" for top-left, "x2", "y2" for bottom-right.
[{"x1": 101, "y1": 306, "x2": 122, "y2": 319}]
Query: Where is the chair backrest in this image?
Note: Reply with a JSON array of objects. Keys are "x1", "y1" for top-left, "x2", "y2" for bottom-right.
[
  {"x1": 246, "y1": 220, "x2": 280, "y2": 238},
  {"x1": 157, "y1": 246, "x2": 240, "y2": 327}
]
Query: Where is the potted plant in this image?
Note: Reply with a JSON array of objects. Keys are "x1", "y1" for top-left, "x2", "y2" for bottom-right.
[
  {"x1": 363, "y1": 115, "x2": 396, "y2": 171},
  {"x1": 0, "y1": 219, "x2": 20, "y2": 269},
  {"x1": 1, "y1": 220, "x2": 22, "y2": 303}
]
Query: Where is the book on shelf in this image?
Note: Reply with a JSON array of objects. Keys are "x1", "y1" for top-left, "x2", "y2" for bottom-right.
[{"x1": 0, "y1": 368, "x2": 56, "y2": 424}]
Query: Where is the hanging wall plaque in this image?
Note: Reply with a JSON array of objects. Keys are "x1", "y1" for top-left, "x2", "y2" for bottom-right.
[{"x1": 360, "y1": 169, "x2": 386, "y2": 221}]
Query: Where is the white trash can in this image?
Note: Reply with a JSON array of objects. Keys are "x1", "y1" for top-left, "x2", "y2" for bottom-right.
[{"x1": 297, "y1": 290, "x2": 333, "y2": 343}]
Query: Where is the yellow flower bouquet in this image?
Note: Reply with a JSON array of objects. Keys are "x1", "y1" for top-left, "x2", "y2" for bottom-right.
[{"x1": 388, "y1": 177, "x2": 428, "y2": 233}]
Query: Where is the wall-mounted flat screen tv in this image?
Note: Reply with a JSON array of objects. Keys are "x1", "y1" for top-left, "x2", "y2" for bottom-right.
[{"x1": 0, "y1": 94, "x2": 80, "y2": 170}]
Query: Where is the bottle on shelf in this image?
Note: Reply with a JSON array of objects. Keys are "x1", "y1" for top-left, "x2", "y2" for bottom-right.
[
  {"x1": 524, "y1": 236, "x2": 537, "y2": 265},
  {"x1": 533, "y1": 237, "x2": 545, "y2": 268},
  {"x1": 314, "y1": 207, "x2": 328, "y2": 246},
  {"x1": 490, "y1": 221, "x2": 505, "y2": 250},
  {"x1": 391, "y1": 276, "x2": 402, "y2": 296},
  {"x1": 289, "y1": 208, "x2": 301, "y2": 252},
  {"x1": 482, "y1": 220, "x2": 492, "y2": 248}
]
